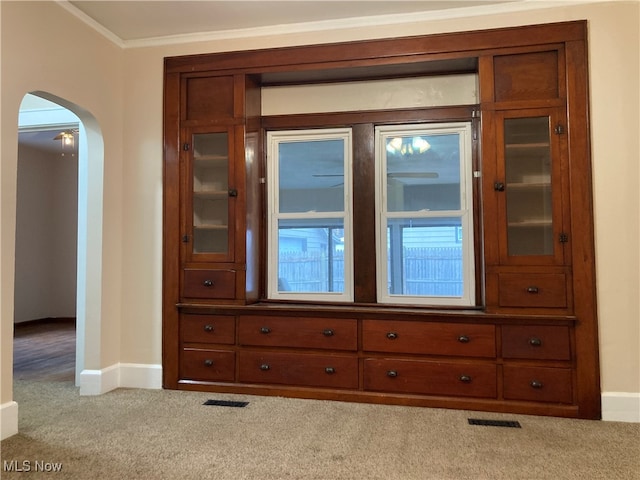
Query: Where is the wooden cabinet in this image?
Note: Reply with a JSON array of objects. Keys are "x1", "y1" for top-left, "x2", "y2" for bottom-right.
[{"x1": 163, "y1": 22, "x2": 599, "y2": 419}]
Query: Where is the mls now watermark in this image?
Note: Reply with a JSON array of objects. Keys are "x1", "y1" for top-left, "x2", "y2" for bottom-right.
[{"x1": 4, "y1": 460, "x2": 63, "y2": 473}]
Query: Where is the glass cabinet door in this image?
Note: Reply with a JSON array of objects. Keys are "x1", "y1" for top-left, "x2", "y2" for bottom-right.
[
  {"x1": 496, "y1": 109, "x2": 566, "y2": 264},
  {"x1": 188, "y1": 129, "x2": 235, "y2": 260}
]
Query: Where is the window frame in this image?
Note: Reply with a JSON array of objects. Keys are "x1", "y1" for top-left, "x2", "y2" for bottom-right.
[
  {"x1": 374, "y1": 122, "x2": 476, "y2": 306},
  {"x1": 266, "y1": 128, "x2": 354, "y2": 302}
]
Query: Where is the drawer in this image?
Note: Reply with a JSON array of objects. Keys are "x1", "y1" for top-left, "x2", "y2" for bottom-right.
[
  {"x1": 498, "y1": 273, "x2": 567, "y2": 308},
  {"x1": 362, "y1": 320, "x2": 496, "y2": 358},
  {"x1": 182, "y1": 269, "x2": 236, "y2": 299},
  {"x1": 503, "y1": 366, "x2": 573, "y2": 404},
  {"x1": 239, "y1": 316, "x2": 357, "y2": 351},
  {"x1": 181, "y1": 314, "x2": 235, "y2": 345},
  {"x1": 238, "y1": 351, "x2": 358, "y2": 389},
  {"x1": 364, "y1": 358, "x2": 497, "y2": 398},
  {"x1": 180, "y1": 348, "x2": 235, "y2": 382},
  {"x1": 502, "y1": 325, "x2": 571, "y2": 360}
]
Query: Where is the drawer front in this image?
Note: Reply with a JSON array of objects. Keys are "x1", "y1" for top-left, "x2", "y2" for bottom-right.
[
  {"x1": 239, "y1": 316, "x2": 357, "y2": 351},
  {"x1": 364, "y1": 358, "x2": 497, "y2": 398},
  {"x1": 503, "y1": 366, "x2": 573, "y2": 403},
  {"x1": 238, "y1": 351, "x2": 358, "y2": 389},
  {"x1": 498, "y1": 273, "x2": 567, "y2": 308},
  {"x1": 181, "y1": 314, "x2": 235, "y2": 345},
  {"x1": 362, "y1": 320, "x2": 496, "y2": 358},
  {"x1": 180, "y1": 348, "x2": 235, "y2": 382},
  {"x1": 183, "y1": 269, "x2": 236, "y2": 299},
  {"x1": 502, "y1": 325, "x2": 571, "y2": 360}
]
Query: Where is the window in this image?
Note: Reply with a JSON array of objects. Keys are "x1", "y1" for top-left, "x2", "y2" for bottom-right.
[
  {"x1": 267, "y1": 129, "x2": 354, "y2": 301},
  {"x1": 267, "y1": 122, "x2": 475, "y2": 306},
  {"x1": 376, "y1": 123, "x2": 475, "y2": 306}
]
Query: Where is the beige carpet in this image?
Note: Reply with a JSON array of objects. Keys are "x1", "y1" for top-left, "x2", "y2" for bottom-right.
[{"x1": 1, "y1": 380, "x2": 638, "y2": 480}]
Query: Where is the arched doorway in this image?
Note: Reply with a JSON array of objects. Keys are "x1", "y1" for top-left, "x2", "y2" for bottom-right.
[{"x1": 16, "y1": 92, "x2": 104, "y2": 391}]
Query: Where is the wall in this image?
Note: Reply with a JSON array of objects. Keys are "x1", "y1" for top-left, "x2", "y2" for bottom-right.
[
  {"x1": 1, "y1": 0, "x2": 638, "y2": 436},
  {"x1": 1, "y1": 0, "x2": 124, "y2": 436},
  {"x1": 122, "y1": 1, "x2": 640, "y2": 416},
  {"x1": 14, "y1": 143, "x2": 77, "y2": 322}
]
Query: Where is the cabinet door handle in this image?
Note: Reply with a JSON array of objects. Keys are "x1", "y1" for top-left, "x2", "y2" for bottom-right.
[
  {"x1": 530, "y1": 380, "x2": 544, "y2": 389},
  {"x1": 494, "y1": 181, "x2": 505, "y2": 192},
  {"x1": 260, "y1": 326, "x2": 271, "y2": 334},
  {"x1": 228, "y1": 188, "x2": 238, "y2": 197},
  {"x1": 458, "y1": 335, "x2": 470, "y2": 343},
  {"x1": 203, "y1": 279, "x2": 214, "y2": 287},
  {"x1": 526, "y1": 286, "x2": 539, "y2": 294},
  {"x1": 322, "y1": 329, "x2": 334, "y2": 337},
  {"x1": 386, "y1": 332, "x2": 398, "y2": 340},
  {"x1": 260, "y1": 364, "x2": 270, "y2": 371},
  {"x1": 203, "y1": 324, "x2": 214, "y2": 333},
  {"x1": 204, "y1": 359, "x2": 214, "y2": 367},
  {"x1": 325, "y1": 367, "x2": 336, "y2": 374},
  {"x1": 529, "y1": 337, "x2": 543, "y2": 347},
  {"x1": 386, "y1": 370, "x2": 398, "y2": 378},
  {"x1": 459, "y1": 375, "x2": 472, "y2": 383}
]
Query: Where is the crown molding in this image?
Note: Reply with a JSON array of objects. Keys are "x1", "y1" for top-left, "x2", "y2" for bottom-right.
[{"x1": 57, "y1": 0, "x2": 601, "y2": 50}]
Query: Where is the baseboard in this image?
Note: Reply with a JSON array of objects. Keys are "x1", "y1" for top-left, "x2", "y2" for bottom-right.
[
  {"x1": 602, "y1": 392, "x2": 640, "y2": 422},
  {"x1": 79, "y1": 363, "x2": 162, "y2": 395},
  {"x1": 119, "y1": 363, "x2": 162, "y2": 389},
  {"x1": 1, "y1": 401, "x2": 19, "y2": 440}
]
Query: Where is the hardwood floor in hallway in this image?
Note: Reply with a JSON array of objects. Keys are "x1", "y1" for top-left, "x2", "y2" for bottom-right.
[{"x1": 13, "y1": 318, "x2": 75, "y2": 382}]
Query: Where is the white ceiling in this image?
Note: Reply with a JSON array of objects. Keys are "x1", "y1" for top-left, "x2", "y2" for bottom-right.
[{"x1": 65, "y1": 0, "x2": 527, "y2": 47}]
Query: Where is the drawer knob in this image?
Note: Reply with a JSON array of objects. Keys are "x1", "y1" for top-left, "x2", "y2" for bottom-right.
[
  {"x1": 526, "y1": 286, "x2": 539, "y2": 294},
  {"x1": 260, "y1": 326, "x2": 271, "y2": 334},
  {"x1": 203, "y1": 324, "x2": 214, "y2": 333},
  {"x1": 325, "y1": 367, "x2": 336, "y2": 374},
  {"x1": 203, "y1": 359, "x2": 214, "y2": 367},
  {"x1": 530, "y1": 380, "x2": 544, "y2": 389},
  {"x1": 459, "y1": 375, "x2": 472, "y2": 383},
  {"x1": 322, "y1": 329, "x2": 334, "y2": 337},
  {"x1": 386, "y1": 370, "x2": 398, "y2": 378},
  {"x1": 458, "y1": 335, "x2": 470, "y2": 343},
  {"x1": 529, "y1": 337, "x2": 543, "y2": 347},
  {"x1": 203, "y1": 279, "x2": 214, "y2": 287},
  {"x1": 260, "y1": 364, "x2": 270, "y2": 371},
  {"x1": 386, "y1": 332, "x2": 398, "y2": 340}
]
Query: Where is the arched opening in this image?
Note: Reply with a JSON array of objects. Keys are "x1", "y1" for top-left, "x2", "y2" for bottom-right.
[{"x1": 15, "y1": 92, "x2": 104, "y2": 393}]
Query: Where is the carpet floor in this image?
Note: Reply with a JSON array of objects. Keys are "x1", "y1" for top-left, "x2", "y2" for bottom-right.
[{"x1": 1, "y1": 379, "x2": 639, "y2": 479}]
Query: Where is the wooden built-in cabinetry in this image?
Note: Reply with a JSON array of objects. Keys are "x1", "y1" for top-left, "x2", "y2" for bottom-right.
[{"x1": 163, "y1": 21, "x2": 600, "y2": 418}]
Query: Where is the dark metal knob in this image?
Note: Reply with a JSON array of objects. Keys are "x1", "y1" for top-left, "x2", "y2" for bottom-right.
[
  {"x1": 386, "y1": 370, "x2": 398, "y2": 378},
  {"x1": 386, "y1": 332, "x2": 398, "y2": 340},
  {"x1": 458, "y1": 335, "x2": 470, "y2": 343},
  {"x1": 530, "y1": 380, "x2": 543, "y2": 389},
  {"x1": 228, "y1": 188, "x2": 238, "y2": 197},
  {"x1": 260, "y1": 364, "x2": 270, "y2": 371},
  {"x1": 260, "y1": 326, "x2": 271, "y2": 334},
  {"x1": 325, "y1": 367, "x2": 336, "y2": 374},
  {"x1": 204, "y1": 359, "x2": 214, "y2": 367},
  {"x1": 494, "y1": 182, "x2": 505, "y2": 191},
  {"x1": 322, "y1": 329, "x2": 334, "y2": 337},
  {"x1": 459, "y1": 375, "x2": 472, "y2": 383},
  {"x1": 203, "y1": 324, "x2": 214, "y2": 332},
  {"x1": 529, "y1": 337, "x2": 542, "y2": 347},
  {"x1": 527, "y1": 286, "x2": 539, "y2": 294},
  {"x1": 203, "y1": 279, "x2": 213, "y2": 287}
]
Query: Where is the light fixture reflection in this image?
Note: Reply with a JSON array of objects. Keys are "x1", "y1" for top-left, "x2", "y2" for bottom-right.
[
  {"x1": 386, "y1": 136, "x2": 430, "y2": 156},
  {"x1": 54, "y1": 130, "x2": 75, "y2": 148}
]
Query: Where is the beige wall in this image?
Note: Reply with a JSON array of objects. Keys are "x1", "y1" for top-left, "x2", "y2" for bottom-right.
[{"x1": 1, "y1": 1, "x2": 638, "y2": 415}]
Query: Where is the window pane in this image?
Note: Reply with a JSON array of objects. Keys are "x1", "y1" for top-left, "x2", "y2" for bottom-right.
[
  {"x1": 386, "y1": 133, "x2": 461, "y2": 212},
  {"x1": 386, "y1": 218, "x2": 464, "y2": 297},
  {"x1": 277, "y1": 218, "x2": 345, "y2": 294},
  {"x1": 278, "y1": 139, "x2": 345, "y2": 213}
]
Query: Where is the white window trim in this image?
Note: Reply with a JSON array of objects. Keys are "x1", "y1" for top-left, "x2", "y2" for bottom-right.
[
  {"x1": 375, "y1": 122, "x2": 475, "y2": 306},
  {"x1": 267, "y1": 128, "x2": 354, "y2": 302}
]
